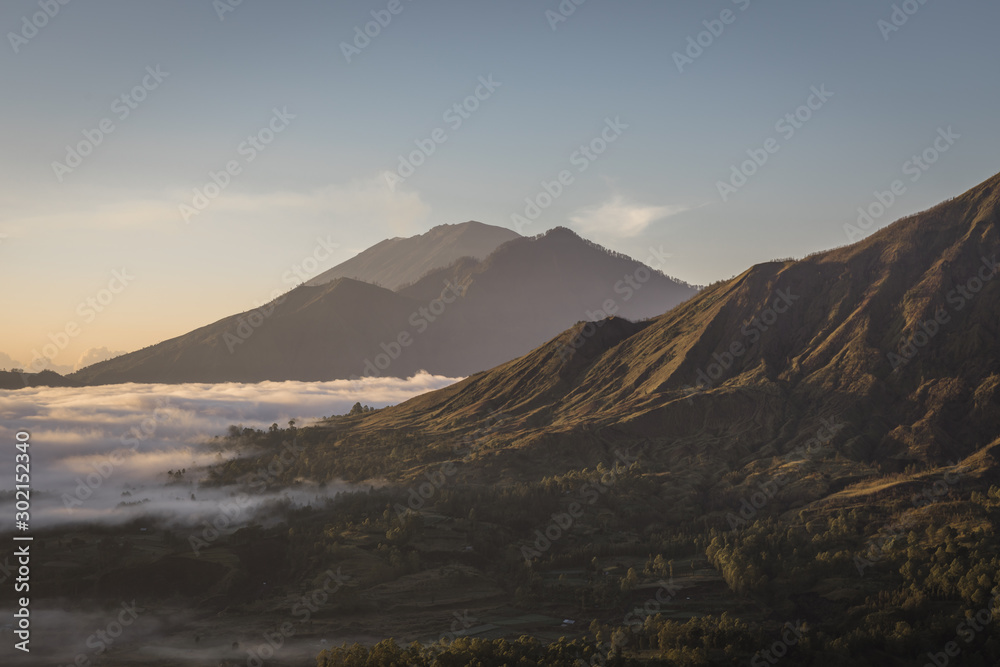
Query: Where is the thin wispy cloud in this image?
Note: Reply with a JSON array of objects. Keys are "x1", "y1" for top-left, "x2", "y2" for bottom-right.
[
  {"x1": 75, "y1": 346, "x2": 126, "y2": 370},
  {"x1": 570, "y1": 195, "x2": 692, "y2": 238},
  {"x1": 195, "y1": 174, "x2": 432, "y2": 235},
  {"x1": 2, "y1": 174, "x2": 431, "y2": 237}
]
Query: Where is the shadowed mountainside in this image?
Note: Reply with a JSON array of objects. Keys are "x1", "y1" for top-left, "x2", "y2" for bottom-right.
[
  {"x1": 70, "y1": 227, "x2": 698, "y2": 384},
  {"x1": 306, "y1": 220, "x2": 520, "y2": 290},
  {"x1": 0, "y1": 369, "x2": 79, "y2": 390},
  {"x1": 308, "y1": 171, "x2": 1000, "y2": 486}
]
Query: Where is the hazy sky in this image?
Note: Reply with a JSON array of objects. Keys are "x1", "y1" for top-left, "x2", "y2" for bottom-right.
[{"x1": 2, "y1": 0, "x2": 998, "y2": 371}]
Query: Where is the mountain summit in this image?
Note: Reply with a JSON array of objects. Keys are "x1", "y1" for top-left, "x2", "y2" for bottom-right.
[
  {"x1": 306, "y1": 221, "x2": 520, "y2": 291},
  {"x1": 71, "y1": 224, "x2": 697, "y2": 384},
  {"x1": 336, "y1": 171, "x2": 1000, "y2": 475}
]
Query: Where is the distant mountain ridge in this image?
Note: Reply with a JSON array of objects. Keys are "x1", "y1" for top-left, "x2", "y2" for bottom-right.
[
  {"x1": 307, "y1": 221, "x2": 520, "y2": 290},
  {"x1": 71, "y1": 224, "x2": 698, "y2": 384},
  {"x1": 334, "y1": 170, "x2": 1000, "y2": 479}
]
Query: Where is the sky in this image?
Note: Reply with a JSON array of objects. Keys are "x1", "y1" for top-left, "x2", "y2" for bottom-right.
[{"x1": 1, "y1": 0, "x2": 999, "y2": 371}]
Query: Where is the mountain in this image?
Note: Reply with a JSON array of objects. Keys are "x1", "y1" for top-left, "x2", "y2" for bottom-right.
[
  {"x1": 71, "y1": 278, "x2": 419, "y2": 383},
  {"x1": 394, "y1": 226, "x2": 697, "y2": 376},
  {"x1": 181, "y1": 172, "x2": 1000, "y2": 666},
  {"x1": 30, "y1": 174, "x2": 1000, "y2": 667},
  {"x1": 71, "y1": 227, "x2": 698, "y2": 384},
  {"x1": 306, "y1": 221, "x2": 520, "y2": 290},
  {"x1": 0, "y1": 369, "x2": 78, "y2": 390},
  {"x1": 304, "y1": 170, "x2": 1000, "y2": 482}
]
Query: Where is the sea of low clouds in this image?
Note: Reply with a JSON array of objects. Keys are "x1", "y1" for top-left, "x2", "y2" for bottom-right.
[{"x1": 0, "y1": 373, "x2": 460, "y2": 529}]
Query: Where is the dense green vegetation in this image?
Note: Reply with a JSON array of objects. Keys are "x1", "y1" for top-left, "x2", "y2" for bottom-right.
[{"x1": 185, "y1": 425, "x2": 1000, "y2": 665}]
